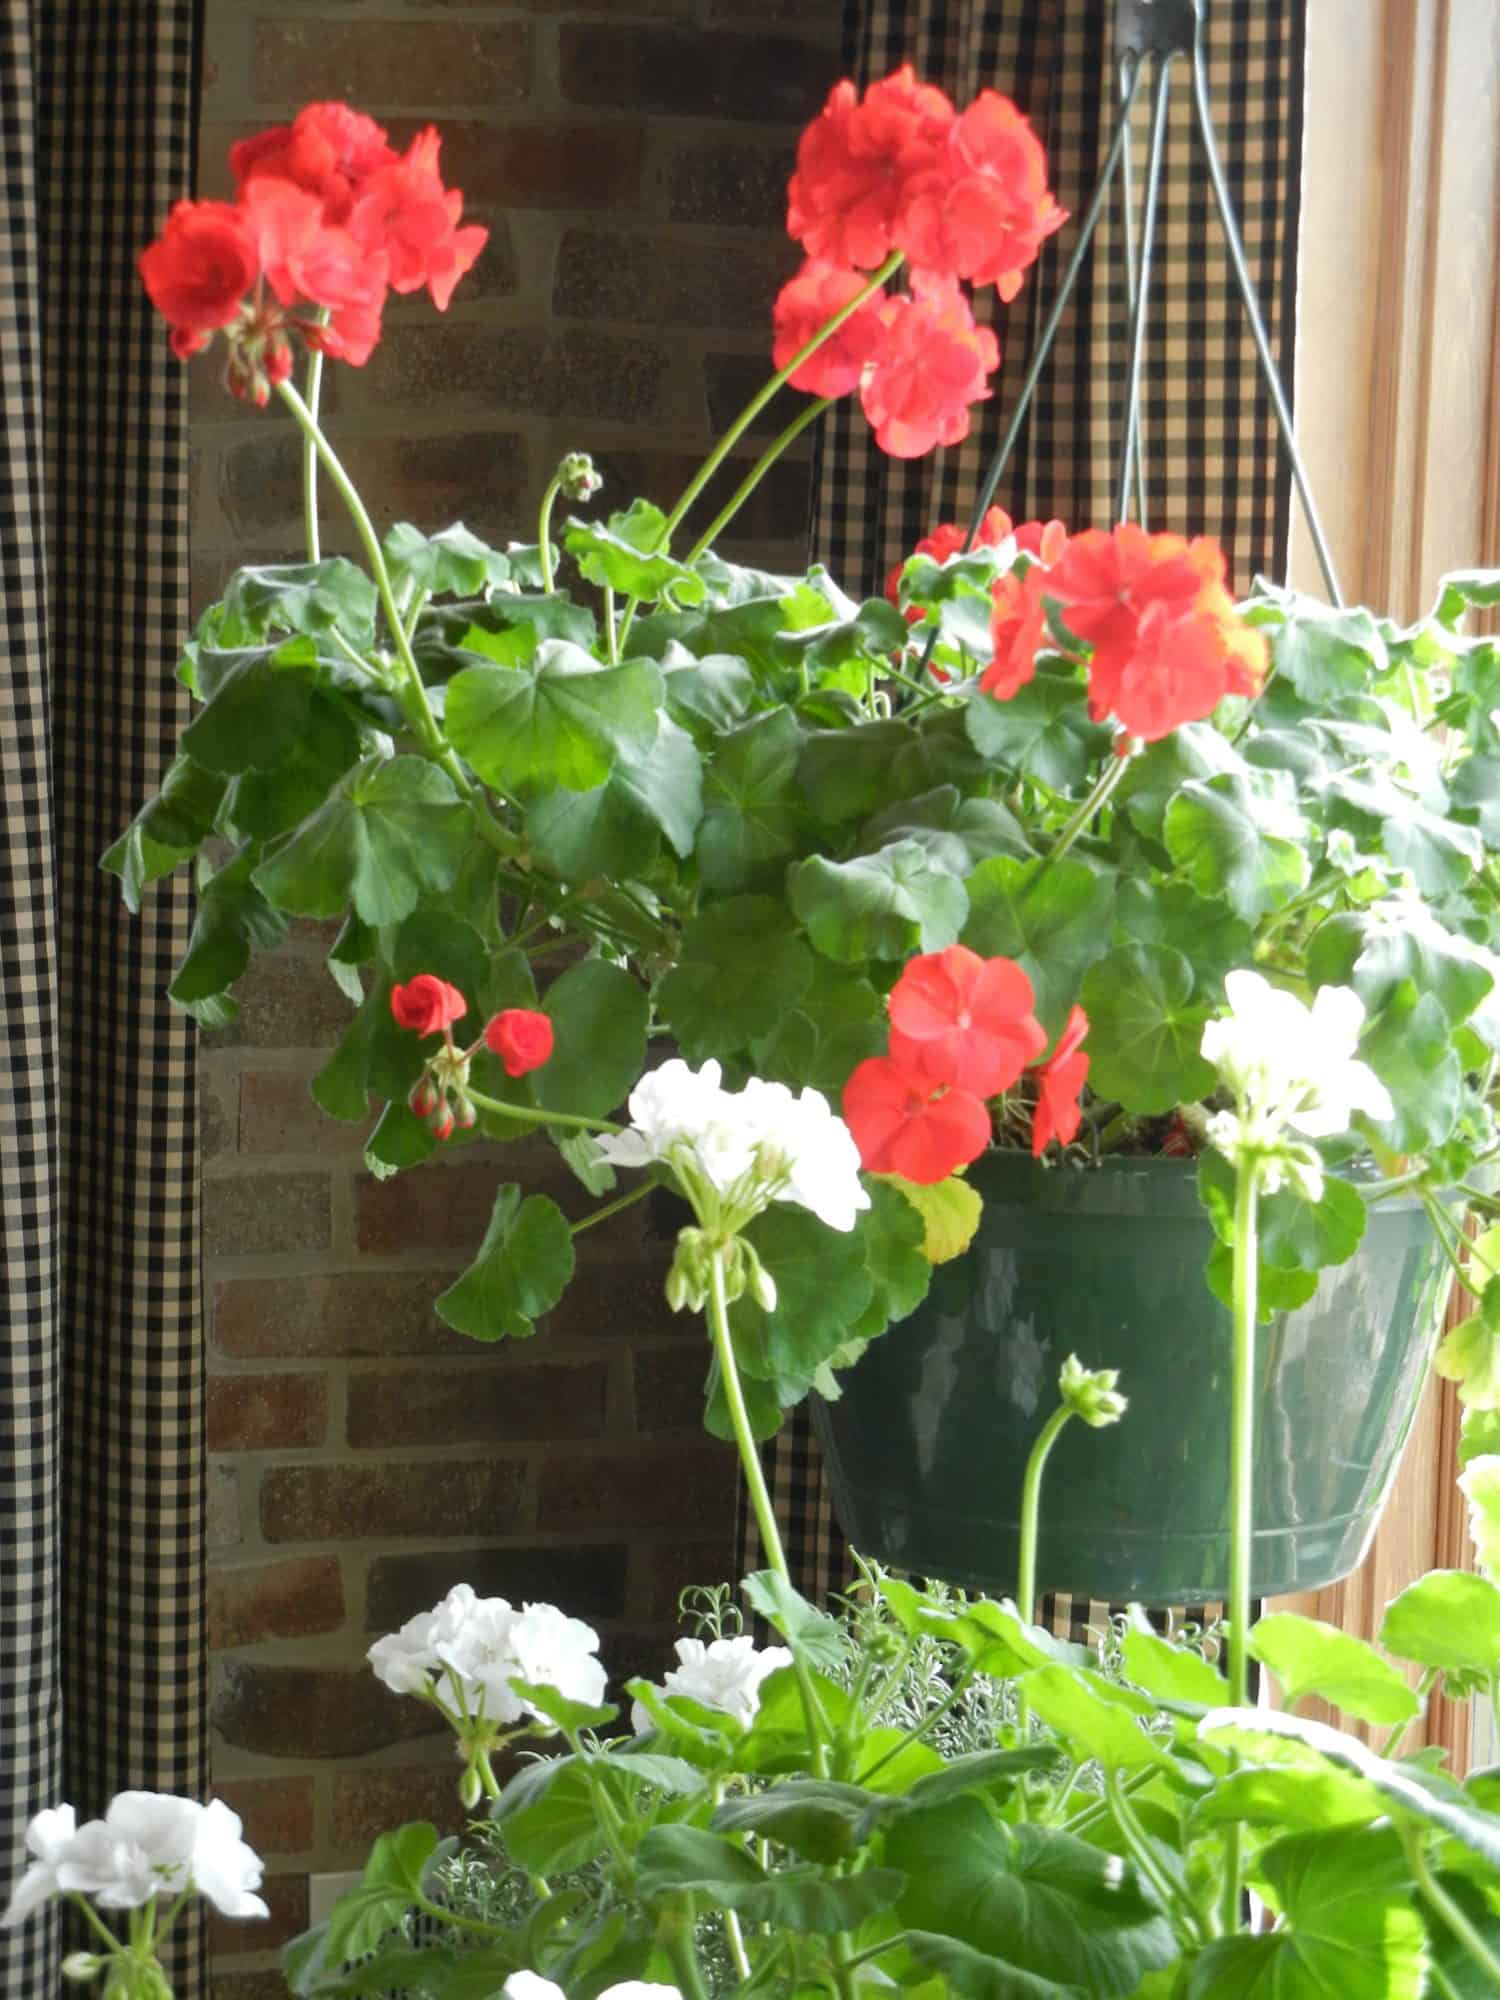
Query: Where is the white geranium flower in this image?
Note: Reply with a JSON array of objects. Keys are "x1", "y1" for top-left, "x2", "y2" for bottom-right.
[
  {"x1": 736, "y1": 1078, "x2": 870, "y2": 1233},
  {"x1": 435, "y1": 1596, "x2": 525, "y2": 1723},
  {"x1": 2, "y1": 1805, "x2": 77, "y2": 1926},
  {"x1": 1201, "y1": 972, "x2": 1393, "y2": 1195},
  {"x1": 367, "y1": 1581, "x2": 479, "y2": 1696},
  {"x1": 597, "y1": 1059, "x2": 742, "y2": 1179},
  {"x1": 190, "y1": 1799, "x2": 268, "y2": 1921},
  {"x1": 507, "y1": 1603, "x2": 608, "y2": 1714},
  {"x1": 503, "y1": 1979, "x2": 680, "y2": 2000},
  {"x1": 634, "y1": 1635, "x2": 793, "y2": 1733},
  {"x1": 56, "y1": 1793, "x2": 202, "y2": 1910}
]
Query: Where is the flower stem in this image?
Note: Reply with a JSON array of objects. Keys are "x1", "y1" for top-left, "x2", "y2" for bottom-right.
[
  {"x1": 683, "y1": 397, "x2": 833, "y2": 565},
  {"x1": 70, "y1": 1894, "x2": 125, "y2": 1954},
  {"x1": 1221, "y1": 1154, "x2": 1260, "y2": 1933},
  {"x1": 1033, "y1": 746, "x2": 1134, "y2": 887},
  {"x1": 1017, "y1": 1403, "x2": 1072, "y2": 1625},
  {"x1": 1423, "y1": 1191, "x2": 1485, "y2": 1304},
  {"x1": 570, "y1": 1181, "x2": 652, "y2": 1236},
  {"x1": 1407, "y1": 1826, "x2": 1500, "y2": 1987},
  {"x1": 537, "y1": 471, "x2": 563, "y2": 593},
  {"x1": 465, "y1": 1087, "x2": 621, "y2": 1136},
  {"x1": 301, "y1": 316, "x2": 328, "y2": 564},
  {"x1": 706, "y1": 1244, "x2": 832, "y2": 1780},
  {"x1": 659, "y1": 251, "x2": 903, "y2": 550},
  {"x1": 658, "y1": 1897, "x2": 711, "y2": 2000}
]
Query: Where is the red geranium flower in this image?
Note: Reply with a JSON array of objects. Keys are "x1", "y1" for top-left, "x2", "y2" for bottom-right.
[
  {"x1": 884, "y1": 505, "x2": 1015, "y2": 609},
  {"x1": 859, "y1": 280, "x2": 999, "y2": 458},
  {"x1": 1030, "y1": 1005, "x2": 1089, "y2": 1156},
  {"x1": 348, "y1": 127, "x2": 487, "y2": 311},
  {"x1": 772, "y1": 258, "x2": 891, "y2": 397},
  {"x1": 981, "y1": 561, "x2": 1050, "y2": 701},
  {"x1": 1013, "y1": 518, "x2": 1069, "y2": 563},
  {"x1": 886, "y1": 944, "x2": 1046, "y2": 1097},
  {"x1": 239, "y1": 180, "x2": 389, "y2": 365},
  {"x1": 843, "y1": 1056, "x2": 992, "y2": 1184},
  {"x1": 787, "y1": 67, "x2": 956, "y2": 272},
  {"x1": 898, "y1": 92, "x2": 1066, "y2": 296},
  {"x1": 232, "y1": 103, "x2": 396, "y2": 226},
  {"x1": 138, "y1": 199, "x2": 259, "y2": 338},
  {"x1": 390, "y1": 975, "x2": 467, "y2": 1036},
  {"x1": 484, "y1": 1009, "x2": 555, "y2": 1078}
]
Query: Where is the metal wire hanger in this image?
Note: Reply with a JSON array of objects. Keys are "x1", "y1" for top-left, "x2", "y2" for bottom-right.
[{"x1": 961, "y1": 0, "x2": 1343, "y2": 608}]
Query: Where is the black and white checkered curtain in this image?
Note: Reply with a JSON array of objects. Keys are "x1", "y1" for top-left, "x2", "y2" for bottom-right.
[
  {"x1": 1, "y1": 5, "x2": 206, "y2": 1995},
  {"x1": 749, "y1": 0, "x2": 1305, "y2": 1627}
]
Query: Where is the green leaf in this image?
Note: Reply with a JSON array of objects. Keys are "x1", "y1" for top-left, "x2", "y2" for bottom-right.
[
  {"x1": 363, "y1": 1100, "x2": 437, "y2": 1177},
  {"x1": 1270, "y1": 601, "x2": 1387, "y2": 705},
  {"x1": 1436, "y1": 1302, "x2": 1500, "y2": 1410},
  {"x1": 509, "y1": 1680, "x2": 618, "y2": 1735},
  {"x1": 1381, "y1": 1570, "x2": 1500, "y2": 1686},
  {"x1": 1462, "y1": 1455, "x2": 1500, "y2": 1576},
  {"x1": 903, "y1": 1930, "x2": 1087, "y2": 2000},
  {"x1": 851, "y1": 1178, "x2": 932, "y2": 1334},
  {"x1": 563, "y1": 499, "x2": 706, "y2": 605},
  {"x1": 884, "y1": 1172, "x2": 985, "y2": 1263},
  {"x1": 1248, "y1": 1611, "x2": 1420, "y2": 1727},
  {"x1": 657, "y1": 896, "x2": 815, "y2": 1062},
  {"x1": 492, "y1": 1757, "x2": 610, "y2": 1874},
  {"x1": 1436, "y1": 569, "x2": 1500, "y2": 626},
  {"x1": 1462, "y1": 1405, "x2": 1500, "y2": 1467},
  {"x1": 1112, "y1": 880, "x2": 1252, "y2": 993},
  {"x1": 532, "y1": 958, "x2": 647, "y2": 1121},
  {"x1": 1120, "y1": 1608, "x2": 1229, "y2": 1708},
  {"x1": 311, "y1": 971, "x2": 402, "y2": 1122},
  {"x1": 750, "y1": 958, "x2": 886, "y2": 1093},
  {"x1": 728, "y1": 1205, "x2": 874, "y2": 1402},
  {"x1": 1381, "y1": 799, "x2": 1483, "y2": 898},
  {"x1": 225, "y1": 696, "x2": 363, "y2": 842},
  {"x1": 168, "y1": 847, "x2": 291, "y2": 1024},
  {"x1": 790, "y1": 839, "x2": 968, "y2": 964},
  {"x1": 859, "y1": 785, "x2": 1033, "y2": 872},
  {"x1": 446, "y1": 644, "x2": 663, "y2": 796},
  {"x1": 886, "y1": 1797, "x2": 1175, "y2": 1997},
  {"x1": 662, "y1": 653, "x2": 755, "y2": 735},
  {"x1": 962, "y1": 855, "x2": 1114, "y2": 1034},
  {"x1": 1019, "y1": 1665, "x2": 1171, "y2": 1773},
  {"x1": 964, "y1": 667, "x2": 1109, "y2": 791},
  {"x1": 526, "y1": 714, "x2": 703, "y2": 878},
  {"x1": 253, "y1": 756, "x2": 470, "y2": 926},
  {"x1": 1163, "y1": 771, "x2": 1311, "y2": 924},
  {"x1": 633, "y1": 1824, "x2": 903, "y2": 1933},
  {"x1": 741, "y1": 1570, "x2": 846, "y2": 1669},
  {"x1": 556, "y1": 1130, "x2": 616, "y2": 1197},
  {"x1": 1118, "y1": 722, "x2": 1250, "y2": 843},
  {"x1": 1193, "y1": 1761, "x2": 1384, "y2": 1835},
  {"x1": 101, "y1": 754, "x2": 228, "y2": 912},
  {"x1": 318, "y1": 1822, "x2": 436, "y2": 1969},
  {"x1": 1359, "y1": 981, "x2": 1464, "y2": 1153},
  {"x1": 181, "y1": 641, "x2": 317, "y2": 775},
  {"x1": 796, "y1": 720, "x2": 921, "y2": 824},
  {"x1": 709, "y1": 1779, "x2": 881, "y2": 1863},
  {"x1": 1080, "y1": 944, "x2": 1217, "y2": 1113},
  {"x1": 434, "y1": 1185, "x2": 575, "y2": 1340},
  {"x1": 1183, "y1": 1826, "x2": 1426, "y2": 2000},
  {"x1": 223, "y1": 557, "x2": 378, "y2": 649},
  {"x1": 1425, "y1": 1869, "x2": 1500, "y2": 1999},
  {"x1": 696, "y1": 709, "x2": 812, "y2": 894},
  {"x1": 384, "y1": 520, "x2": 511, "y2": 599},
  {"x1": 1306, "y1": 906, "x2": 1495, "y2": 1032}
]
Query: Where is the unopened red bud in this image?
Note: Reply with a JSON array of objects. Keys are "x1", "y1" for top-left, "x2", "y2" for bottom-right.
[
  {"x1": 454, "y1": 1095, "x2": 477, "y2": 1130},
  {"x1": 409, "y1": 1076, "x2": 440, "y2": 1119},
  {"x1": 429, "y1": 1103, "x2": 455, "y2": 1142}
]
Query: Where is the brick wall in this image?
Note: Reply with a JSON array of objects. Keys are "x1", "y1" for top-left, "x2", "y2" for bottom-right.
[{"x1": 193, "y1": 4, "x2": 842, "y2": 1992}]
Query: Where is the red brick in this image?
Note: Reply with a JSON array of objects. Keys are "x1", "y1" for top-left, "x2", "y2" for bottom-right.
[
  {"x1": 207, "y1": 1373, "x2": 328, "y2": 1452},
  {"x1": 666, "y1": 138, "x2": 797, "y2": 226},
  {"x1": 347, "y1": 1361, "x2": 609, "y2": 1448},
  {"x1": 214, "y1": 1270, "x2": 474, "y2": 1360},
  {"x1": 203, "y1": 1173, "x2": 332, "y2": 1260},
  {"x1": 211, "y1": 1776, "x2": 315, "y2": 1857},
  {"x1": 213, "y1": 1661, "x2": 445, "y2": 1758},
  {"x1": 582, "y1": 443, "x2": 811, "y2": 550},
  {"x1": 538, "y1": 1445, "x2": 735, "y2": 1535},
  {"x1": 435, "y1": 121, "x2": 645, "y2": 210},
  {"x1": 330, "y1": 1763, "x2": 471, "y2": 1852},
  {"x1": 210, "y1": 950, "x2": 355, "y2": 1050},
  {"x1": 632, "y1": 1345, "x2": 709, "y2": 1434},
  {"x1": 645, "y1": 1540, "x2": 740, "y2": 1622},
  {"x1": 209, "y1": 1464, "x2": 243, "y2": 1553},
  {"x1": 239, "y1": 1070, "x2": 371, "y2": 1155},
  {"x1": 365, "y1": 323, "x2": 672, "y2": 425},
  {"x1": 208, "y1": 1870, "x2": 307, "y2": 1956},
  {"x1": 554, "y1": 228, "x2": 797, "y2": 330},
  {"x1": 200, "y1": 1069, "x2": 236, "y2": 1164},
  {"x1": 213, "y1": 1976, "x2": 292, "y2": 2000},
  {"x1": 559, "y1": 26, "x2": 836, "y2": 123},
  {"x1": 261, "y1": 1460, "x2": 530, "y2": 1543},
  {"x1": 253, "y1": 21, "x2": 529, "y2": 108},
  {"x1": 553, "y1": 1257, "x2": 695, "y2": 1341},
  {"x1": 354, "y1": 1158, "x2": 506, "y2": 1254},
  {"x1": 208, "y1": 1556, "x2": 345, "y2": 1649},
  {"x1": 366, "y1": 1543, "x2": 628, "y2": 1630}
]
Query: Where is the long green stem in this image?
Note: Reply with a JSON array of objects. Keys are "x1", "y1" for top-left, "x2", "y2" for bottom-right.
[
  {"x1": 706, "y1": 1246, "x2": 831, "y2": 1780},
  {"x1": 1423, "y1": 1192, "x2": 1485, "y2": 1304},
  {"x1": 1407, "y1": 1827, "x2": 1500, "y2": 1987},
  {"x1": 1221, "y1": 1156, "x2": 1261, "y2": 1933},
  {"x1": 660, "y1": 251, "x2": 903, "y2": 549},
  {"x1": 70, "y1": 1895, "x2": 125, "y2": 1954},
  {"x1": 570, "y1": 1181, "x2": 652, "y2": 1236},
  {"x1": 301, "y1": 328, "x2": 327, "y2": 563},
  {"x1": 683, "y1": 397, "x2": 833, "y2": 564},
  {"x1": 855, "y1": 1674, "x2": 972, "y2": 1784},
  {"x1": 659, "y1": 1897, "x2": 711, "y2": 2000},
  {"x1": 1105, "y1": 1770, "x2": 1203, "y2": 1944},
  {"x1": 1017, "y1": 1404, "x2": 1072, "y2": 1624},
  {"x1": 1032, "y1": 748, "x2": 1134, "y2": 887},
  {"x1": 465, "y1": 1087, "x2": 620, "y2": 1136},
  {"x1": 537, "y1": 471, "x2": 563, "y2": 593},
  {"x1": 1378, "y1": 1667, "x2": 1438, "y2": 1758}
]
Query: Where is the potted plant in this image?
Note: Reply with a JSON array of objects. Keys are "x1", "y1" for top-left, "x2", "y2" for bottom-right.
[{"x1": 106, "y1": 76, "x2": 1499, "y2": 1609}]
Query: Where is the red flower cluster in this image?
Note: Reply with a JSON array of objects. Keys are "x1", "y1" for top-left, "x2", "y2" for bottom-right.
[
  {"x1": 390, "y1": 978, "x2": 554, "y2": 1142},
  {"x1": 139, "y1": 103, "x2": 486, "y2": 398},
  {"x1": 843, "y1": 946, "x2": 1085, "y2": 1182},
  {"x1": 885, "y1": 505, "x2": 1066, "y2": 619},
  {"x1": 390, "y1": 975, "x2": 467, "y2": 1036},
  {"x1": 977, "y1": 520, "x2": 1267, "y2": 740},
  {"x1": 774, "y1": 68, "x2": 1064, "y2": 462},
  {"x1": 485, "y1": 1009, "x2": 555, "y2": 1078}
]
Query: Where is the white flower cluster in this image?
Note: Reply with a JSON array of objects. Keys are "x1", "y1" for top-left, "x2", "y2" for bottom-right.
[
  {"x1": 504, "y1": 1975, "x2": 679, "y2": 2000},
  {"x1": 597, "y1": 1059, "x2": 870, "y2": 1236},
  {"x1": 1201, "y1": 971, "x2": 1393, "y2": 1200},
  {"x1": 632, "y1": 1634, "x2": 792, "y2": 1734},
  {"x1": 368, "y1": 1583, "x2": 606, "y2": 1724},
  {"x1": 3, "y1": 1794, "x2": 266, "y2": 1928}
]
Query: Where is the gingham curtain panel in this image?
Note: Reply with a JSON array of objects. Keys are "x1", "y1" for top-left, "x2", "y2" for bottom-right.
[
  {"x1": 1, "y1": 5, "x2": 206, "y2": 1996},
  {"x1": 746, "y1": 0, "x2": 1304, "y2": 1633}
]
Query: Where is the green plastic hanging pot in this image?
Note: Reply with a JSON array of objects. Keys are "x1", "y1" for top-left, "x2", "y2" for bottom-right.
[{"x1": 813, "y1": 1152, "x2": 1454, "y2": 1604}]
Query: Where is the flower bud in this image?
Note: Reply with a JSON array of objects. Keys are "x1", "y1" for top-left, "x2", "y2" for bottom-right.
[
  {"x1": 61, "y1": 1953, "x2": 102, "y2": 1984},
  {"x1": 1058, "y1": 1353, "x2": 1127, "y2": 1429},
  {"x1": 428, "y1": 1102, "x2": 456, "y2": 1143},
  {"x1": 409, "y1": 1075, "x2": 440, "y2": 1119},
  {"x1": 453, "y1": 1094, "x2": 478, "y2": 1130},
  {"x1": 458, "y1": 1762, "x2": 483, "y2": 1810},
  {"x1": 558, "y1": 451, "x2": 603, "y2": 502}
]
